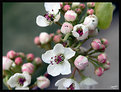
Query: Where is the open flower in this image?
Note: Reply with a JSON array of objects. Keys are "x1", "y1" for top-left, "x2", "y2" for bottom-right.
[
  {"x1": 55, "y1": 78, "x2": 80, "y2": 90},
  {"x1": 3, "y1": 56, "x2": 13, "y2": 70},
  {"x1": 80, "y1": 77, "x2": 98, "y2": 89},
  {"x1": 42, "y1": 43, "x2": 75, "y2": 76},
  {"x1": 72, "y1": 24, "x2": 88, "y2": 40},
  {"x1": 7, "y1": 72, "x2": 31, "y2": 88},
  {"x1": 36, "y1": 3, "x2": 61, "y2": 27}
]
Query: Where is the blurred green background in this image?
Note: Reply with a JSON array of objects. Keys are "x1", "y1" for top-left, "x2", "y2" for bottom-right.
[{"x1": 3, "y1": 2, "x2": 63, "y2": 90}]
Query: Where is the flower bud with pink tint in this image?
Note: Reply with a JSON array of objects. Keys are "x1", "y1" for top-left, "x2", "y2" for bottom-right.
[
  {"x1": 37, "y1": 76, "x2": 50, "y2": 89},
  {"x1": 99, "y1": 44, "x2": 105, "y2": 52},
  {"x1": 87, "y1": 2, "x2": 95, "y2": 8},
  {"x1": 26, "y1": 53, "x2": 34, "y2": 61},
  {"x1": 60, "y1": 3, "x2": 63, "y2": 8},
  {"x1": 79, "y1": 4, "x2": 85, "y2": 9},
  {"x1": 64, "y1": 10, "x2": 77, "y2": 22},
  {"x1": 87, "y1": 9, "x2": 94, "y2": 15},
  {"x1": 17, "y1": 52, "x2": 25, "y2": 59},
  {"x1": 75, "y1": 8, "x2": 82, "y2": 14},
  {"x1": 101, "y1": 38, "x2": 109, "y2": 47},
  {"x1": 61, "y1": 22, "x2": 73, "y2": 34},
  {"x1": 49, "y1": 33, "x2": 54, "y2": 38},
  {"x1": 93, "y1": 39, "x2": 101, "y2": 43},
  {"x1": 7, "y1": 50, "x2": 16, "y2": 59},
  {"x1": 63, "y1": 5, "x2": 71, "y2": 12},
  {"x1": 22, "y1": 63, "x2": 34, "y2": 74},
  {"x1": 34, "y1": 57, "x2": 42, "y2": 65},
  {"x1": 74, "y1": 55, "x2": 88, "y2": 70},
  {"x1": 91, "y1": 41, "x2": 102, "y2": 50},
  {"x1": 98, "y1": 53, "x2": 107, "y2": 63},
  {"x1": 95, "y1": 67, "x2": 104, "y2": 76},
  {"x1": 15, "y1": 57, "x2": 23, "y2": 65},
  {"x1": 103, "y1": 61, "x2": 110, "y2": 71},
  {"x1": 56, "y1": 29, "x2": 61, "y2": 34},
  {"x1": 34, "y1": 36, "x2": 41, "y2": 45},
  {"x1": 39, "y1": 32, "x2": 50, "y2": 44},
  {"x1": 53, "y1": 35, "x2": 62, "y2": 43}
]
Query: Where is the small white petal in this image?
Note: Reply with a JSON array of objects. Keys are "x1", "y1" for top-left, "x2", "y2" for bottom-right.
[
  {"x1": 36, "y1": 15, "x2": 50, "y2": 27},
  {"x1": 23, "y1": 72, "x2": 31, "y2": 87},
  {"x1": 15, "y1": 87, "x2": 29, "y2": 90},
  {"x1": 64, "y1": 48, "x2": 75, "y2": 59},
  {"x1": 53, "y1": 43, "x2": 64, "y2": 55},
  {"x1": 74, "y1": 81, "x2": 81, "y2": 89},
  {"x1": 42, "y1": 50, "x2": 54, "y2": 64},
  {"x1": 54, "y1": 13, "x2": 61, "y2": 22},
  {"x1": 55, "y1": 78, "x2": 66, "y2": 86},
  {"x1": 72, "y1": 31, "x2": 79, "y2": 37},
  {"x1": 47, "y1": 64, "x2": 61, "y2": 76},
  {"x1": 63, "y1": 79, "x2": 74, "y2": 88}
]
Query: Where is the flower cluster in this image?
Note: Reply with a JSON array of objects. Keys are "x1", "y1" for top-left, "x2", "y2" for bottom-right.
[{"x1": 3, "y1": 2, "x2": 114, "y2": 90}]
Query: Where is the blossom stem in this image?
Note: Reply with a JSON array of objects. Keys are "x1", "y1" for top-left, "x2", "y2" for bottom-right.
[
  {"x1": 70, "y1": 67, "x2": 77, "y2": 79},
  {"x1": 84, "y1": 47, "x2": 93, "y2": 55},
  {"x1": 76, "y1": 68, "x2": 86, "y2": 80},
  {"x1": 87, "y1": 50, "x2": 98, "y2": 55},
  {"x1": 62, "y1": 33, "x2": 71, "y2": 42},
  {"x1": 55, "y1": 22, "x2": 62, "y2": 26},
  {"x1": 88, "y1": 57, "x2": 99, "y2": 68}
]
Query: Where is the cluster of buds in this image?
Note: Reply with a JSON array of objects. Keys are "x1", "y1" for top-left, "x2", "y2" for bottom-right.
[{"x1": 86, "y1": 2, "x2": 95, "y2": 15}]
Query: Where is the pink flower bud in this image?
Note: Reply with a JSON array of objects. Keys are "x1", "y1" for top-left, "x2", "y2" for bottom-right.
[
  {"x1": 91, "y1": 41, "x2": 102, "y2": 50},
  {"x1": 39, "y1": 32, "x2": 50, "y2": 44},
  {"x1": 75, "y1": 8, "x2": 82, "y2": 14},
  {"x1": 34, "y1": 36, "x2": 41, "y2": 45},
  {"x1": 49, "y1": 33, "x2": 54, "y2": 38},
  {"x1": 7, "y1": 50, "x2": 16, "y2": 59},
  {"x1": 37, "y1": 76, "x2": 50, "y2": 89},
  {"x1": 22, "y1": 63, "x2": 34, "y2": 74},
  {"x1": 3, "y1": 56, "x2": 13, "y2": 70},
  {"x1": 98, "y1": 53, "x2": 107, "y2": 63},
  {"x1": 87, "y1": 9, "x2": 94, "y2": 15},
  {"x1": 17, "y1": 52, "x2": 25, "y2": 58},
  {"x1": 101, "y1": 38, "x2": 109, "y2": 47},
  {"x1": 64, "y1": 10, "x2": 77, "y2": 22},
  {"x1": 56, "y1": 29, "x2": 61, "y2": 34},
  {"x1": 99, "y1": 44, "x2": 105, "y2": 51},
  {"x1": 34, "y1": 57, "x2": 42, "y2": 65},
  {"x1": 87, "y1": 2, "x2": 95, "y2": 8},
  {"x1": 15, "y1": 57, "x2": 23, "y2": 65},
  {"x1": 53, "y1": 35, "x2": 62, "y2": 43},
  {"x1": 63, "y1": 5, "x2": 71, "y2": 11},
  {"x1": 79, "y1": 4, "x2": 85, "y2": 9},
  {"x1": 61, "y1": 22, "x2": 73, "y2": 34},
  {"x1": 60, "y1": 3, "x2": 63, "y2": 8},
  {"x1": 93, "y1": 39, "x2": 101, "y2": 43},
  {"x1": 74, "y1": 55, "x2": 88, "y2": 70},
  {"x1": 26, "y1": 53, "x2": 34, "y2": 61},
  {"x1": 95, "y1": 67, "x2": 104, "y2": 76},
  {"x1": 103, "y1": 61, "x2": 110, "y2": 71}
]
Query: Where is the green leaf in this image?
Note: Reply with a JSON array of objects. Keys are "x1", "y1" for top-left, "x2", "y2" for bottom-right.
[{"x1": 95, "y1": 2, "x2": 114, "y2": 30}]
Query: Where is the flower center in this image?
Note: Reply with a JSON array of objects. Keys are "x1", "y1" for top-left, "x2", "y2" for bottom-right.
[
  {"x1": 67, "y1": 83, "x2": 75, "y2": 90},
  {"x1": 50, "y1": 54, "x2": 64, "y2": 65},
  {"x1": 44, "y1": 13, "x2": 55, "y2": 21},
  {"x1": 77, "y1": 28, "x2": 83, "y2": 36},
  {"x1": 18, "y1": 77, "x2": 26, "y2": 85}
]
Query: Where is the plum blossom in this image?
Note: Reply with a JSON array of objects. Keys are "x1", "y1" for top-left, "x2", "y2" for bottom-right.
[
  {"x1": 80, "y1": 77, "x2": 98, "y2": 89},
  {"x1": 42, "y1": 43, "x2": 75, "y2": 76},
  {"x1": 36, "y1": 2, "x2": 61, "y2": 27},
  {"x1": 72, "y1": 24, "x2": 89, "y2": 40},
  {"x1": 7, "y1": 72, "x2": 31, "y2": 89},
  {"x1": 55, "y1": 78, "x2": 80, "y2": 90}
]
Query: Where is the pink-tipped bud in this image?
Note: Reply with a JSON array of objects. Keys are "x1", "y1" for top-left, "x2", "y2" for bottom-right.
[
  {"x1": 60, "y1": 3, "x2": 63, "y2": 8},
  {"x1": 56, "y1": 29, "x2": 61, "y2": 34},
  {"x1": 99, "y1": 44, "x2": 105, "y2": 51},
  {"x1": 101, "y1": 38, "x2": 109, "y2": 47},
  {"x1": 53, "y1": 35, "x2": 62, "y2": 43},
  {"x1": 34, "y1": 57, "x2": 42, "y2": 65},
  {"x1": 61, "y1": 22, "x2": 73, "y2": 34},
  {"x1": 49, "y1": 33, "x2": 54, "y2": 38},
  {"x1": 64, "y1": 10, "x2": 77, "y2": 22},
  {"x1": 15, "y1": 57, "x2": 23, "y2": 65},
  {"x1": 7, "y1": 50, "x2": 16, "y2": 59},
  {"x1": 39, "y1": 32, "x2": 50, "y2": 44},
  {"x1": 93, "y1": 39, "x2": 101, "y2": 43},
  {"x1": 26, "y1": 53, "x2": 34, "y2": 61},
  {"x1": 63, "y1": 5, "x2": 71, "y2": 11},
  {"x1": 79, "y1": 4, "x2": 85, "y2": 9},
  {"x1": 95, "y1": 67, "x2": 104, "y2": 76},
  {"x1": 17, "y1": 52, "x2": 25, "y2": 58},
  {"x1": 74, "y1": 55, "x2": 88, "y2": 70},
  {"x1": 75, "y1": 8, "x2": 82, "y2": 14},
  {"x1": 22, "y1": 63, "x2": 34, "y2": 74},
  {"x1": 91, "y1": 41, "x2": 102, "y2": 50},
  {"x1": 34, "y1": 36, "x2": 41, "y2": 45},
  {"x1": 37, "y1": 76, "x2": 50, "y2": 89},
  {"x1": 87, "y1": 2, "x2": 95, "y2": 8},
  {"x1": 87, "y1": 9, "x2": 94, "y2": 15},
  {"x1": 103, "y1": 61, "x2": 110, "y2": 71},
  {"x1": 98, "y1": 53, "x2": 107, "y2": 63}
]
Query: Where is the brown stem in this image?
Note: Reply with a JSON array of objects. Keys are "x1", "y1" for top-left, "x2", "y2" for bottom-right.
[{"x1": 70, "y1": 67, "x2": 77, "y2": 78}]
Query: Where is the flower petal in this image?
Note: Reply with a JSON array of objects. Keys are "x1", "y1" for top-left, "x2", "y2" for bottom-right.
[
  {"x1": 55, "y1": 78, "x2": 66, "y2": 86},
  {"x1": 42, "y1": 50, "x2": 54, "y2": 64},
  {"x1": 72, "y1": 31, "x2": 79, "y2": 38},
  {"x1": 63, "y1": 79, "x2": 74, "y2": 88},
  {"x1": 61, "y1": 60, "x2": 71, "y2": 75},
  {"x1": 64, "y1": 48, "x2": 75, "y2": 59},
  {"x1": 15, "y1": 87, "x2": 29, "y2": 90},
  {"x1": 47, "y1": 64, "x2": 61, "y2": 76},
  {"x1": 36, "y1": 15, "x2": 50, "y2": 27},
  {"x1": 23, "y1": 72, "x2": 31, "y2": 87},
  {"x1": 53, "y1": 43, "x2": 64, "y2": 55},
  {"x1": 54, "y1": 13, "x2": 61, "y2": 22}
]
